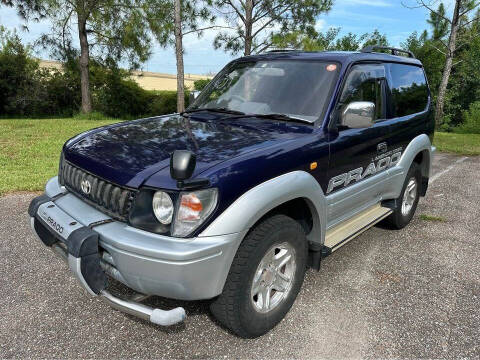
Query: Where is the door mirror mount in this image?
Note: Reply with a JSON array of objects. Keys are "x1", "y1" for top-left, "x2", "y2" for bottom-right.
[{"x1": 340, "y1": 101, "x2": 375, "y2": 129}]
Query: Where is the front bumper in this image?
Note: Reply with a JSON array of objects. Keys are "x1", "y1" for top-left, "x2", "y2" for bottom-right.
[{"x1": 29, "y1": 177, "x2": 246, "y2": 302}]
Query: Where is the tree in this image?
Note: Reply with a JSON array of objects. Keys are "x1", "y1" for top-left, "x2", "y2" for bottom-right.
[
  {"x1": 20, "y1": 0, "x2": 153, "y2": 114},
  {"x1": 272, "y1": 27, "x2": 388, "y2": 52},
  {"x1": 0, "y1": 0, "x2": 44, "y2": 24},
  {"x1": 406, "y1": 0, "x2": 480, "y2": 126},
  {"x1": 426, "y1": 2, "x2": 449, "y2": 40},
  {"x1": 213, "y1": 0, "x2": 333, "y2": 56},
  {"x1": 146, "y1": 0, "x2": 215, "y2": 112}
]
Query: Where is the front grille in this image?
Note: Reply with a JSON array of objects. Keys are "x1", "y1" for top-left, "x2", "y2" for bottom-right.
[{"x1": 60, "y1": 161, "x2": 136, "y2": 221}]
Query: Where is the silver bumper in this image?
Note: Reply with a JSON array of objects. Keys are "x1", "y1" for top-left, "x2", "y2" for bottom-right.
[
  {"x1": 35, "y1": 177, "x2": 246, "y2": 300},
  {"x1": 34, "y1": 237, "x2": 186, "y2": 326},
  {"x1": 29, "y1": 177, "x2": 247, "y2": 324}
]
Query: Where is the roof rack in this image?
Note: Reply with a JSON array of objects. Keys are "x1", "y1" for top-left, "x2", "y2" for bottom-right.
[
  {"x1": 361, "y1": 46, "x2": 415, "y2": 59},
  {"x1": 265, "y1": 48, "x2": 298, "y2": 53}
]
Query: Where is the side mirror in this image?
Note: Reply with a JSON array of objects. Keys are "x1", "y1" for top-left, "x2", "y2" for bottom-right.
[
  {"x1": 188, "y1": 90, "x2": 201, "y2": 105},
  {"x1": 341, "y1": 101, "x2": 375, "y2": 129},
  {"x1": 170, "y1": 150, "x2": 196, "y2": 181}
]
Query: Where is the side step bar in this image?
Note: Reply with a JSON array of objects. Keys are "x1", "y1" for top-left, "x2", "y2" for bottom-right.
[{"x1": 323, "y1": 204, "x2": 392, "y2": 255}]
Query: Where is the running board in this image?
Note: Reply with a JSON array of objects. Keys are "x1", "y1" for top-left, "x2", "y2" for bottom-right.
[{"x1": 323, "y1": 204, "x2": 392, "y2": 255}]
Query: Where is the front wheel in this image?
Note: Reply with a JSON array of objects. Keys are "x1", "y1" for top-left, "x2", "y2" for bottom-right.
[{"x1": 210, "y1": 214, "x2": 307, "y2": 338}]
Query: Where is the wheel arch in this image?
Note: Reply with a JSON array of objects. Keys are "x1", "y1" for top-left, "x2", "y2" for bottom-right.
[
  {"x1": 384, "y1": 134, "x2": 434, "y2": 200},
  {"x1": 412, "y1": 148, "x2": 431, "y2": 196},
  {"x1": 199, "y1": 171, "x2": 326, "y2": 245}
]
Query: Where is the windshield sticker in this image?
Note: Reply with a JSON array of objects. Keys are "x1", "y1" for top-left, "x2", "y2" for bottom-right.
[{"x1": 326, "y1": 64, "x2": 337, "y2": 72}]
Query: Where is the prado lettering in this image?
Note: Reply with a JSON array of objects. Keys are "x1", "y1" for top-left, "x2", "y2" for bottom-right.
[{"x1": 327, "y1": 152, "x2": 402, "y2": 194}]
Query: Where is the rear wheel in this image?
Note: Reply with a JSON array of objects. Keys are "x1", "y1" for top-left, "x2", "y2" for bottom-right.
[
  {"x1": 385, "y1": 162, "x2": 421, "y2": 229},
  {"x1": 210, "y1": 214, "x2": 307, "y2": 338}
]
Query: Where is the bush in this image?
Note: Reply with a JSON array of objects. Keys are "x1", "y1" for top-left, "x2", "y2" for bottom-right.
[
  {"x1": 95, "y1": 70, "x2": 151, "y2": 118},
  {"x1": 148, "y1": 91, "x2": 190, "y2": 115},
  {"x1": 0, "y1": 27, "x2": 39, "y2": 115},
  {"x1": 193, "y1": 79, "x2": 211, "y2": 91},
  {"x1": 455, "y1": 101, "x2": 480, "y2": 134},
  {"x1": 26, "y1": 68, "x2": 80, "y2": 117},
  {"x1": 0, "y1": 30, "x2": 191, "y2": 118}
]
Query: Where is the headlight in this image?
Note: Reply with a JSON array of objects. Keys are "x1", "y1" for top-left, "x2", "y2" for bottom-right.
[
  {"x1": 152, "y1": 191, "x2": 174, "y2": 224},
  {"x1": 172, "y1": 188, "x2": 218, "y2": 237}
]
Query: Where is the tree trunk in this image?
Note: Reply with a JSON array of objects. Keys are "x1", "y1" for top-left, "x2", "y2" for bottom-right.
[
  {"x1": 435, "y1": 0, "x2": 461, "y2": 127},
  {"x1": 174, "y1": 0, "x2": 185, "y2": 113},
  {"x1": 244, "y1": 0, "x2": 253, "y2": 55},
  {"x1": 77, "y1": 13, "x2": 92, "y2": 114}
]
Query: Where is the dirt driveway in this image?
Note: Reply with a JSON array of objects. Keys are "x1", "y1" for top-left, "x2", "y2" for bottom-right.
[{"x1": 0, "y1": 152, "x2": 478, "y2": 358}]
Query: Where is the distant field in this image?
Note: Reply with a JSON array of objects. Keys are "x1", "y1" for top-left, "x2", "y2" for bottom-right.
[
  {"x1": 433, "y1": 132, "x2": 480, "y2": 156},
  {"x1": 0, "y1": 119, "x2": 478, "y2": 196},
  {"x1": 0, "y1": 118, "x2": 119, "y2": 196}
]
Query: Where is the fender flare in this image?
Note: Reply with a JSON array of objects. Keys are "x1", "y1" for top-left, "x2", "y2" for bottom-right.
[
  {"x1": 385, "y1": 133, "x2": 434, "y2": 200},
  {"x1": 395, "y1": 134, "x2": 433, "y2": 177},
  {"x1": 199, "y1": 171, "x2": 326, "y2": 244}
]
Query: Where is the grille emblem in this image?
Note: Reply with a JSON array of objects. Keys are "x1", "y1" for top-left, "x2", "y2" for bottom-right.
[{"x1": 81, "y1": 179, "x2": 91, "y2": 195}]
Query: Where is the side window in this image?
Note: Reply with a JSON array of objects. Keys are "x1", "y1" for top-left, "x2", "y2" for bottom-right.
[
  {"x1": 387, "y1": 63, "x2": 429, "y2": 117},
  {"x1": 338, "y1": 64, "x2": 385, "y2": 122}
]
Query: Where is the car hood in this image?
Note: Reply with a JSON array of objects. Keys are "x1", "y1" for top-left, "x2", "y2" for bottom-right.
[{"x1": 64, "y1": 113, "x2": 314, "y2": 187}]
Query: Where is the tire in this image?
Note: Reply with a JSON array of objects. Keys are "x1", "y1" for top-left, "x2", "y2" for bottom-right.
[
  {"x1": 210, "y1": 214, "x2": 308, "y2": 338},
  {"x1": 384, "y1": 162, "x2": 421, "y2": 229}
]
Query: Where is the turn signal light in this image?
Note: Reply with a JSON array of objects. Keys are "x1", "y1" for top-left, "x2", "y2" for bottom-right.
[{"x1": 180, "y1": 193, "x2": 203, "y2": 220}]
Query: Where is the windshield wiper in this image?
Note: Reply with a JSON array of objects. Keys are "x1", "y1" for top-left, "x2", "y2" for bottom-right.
[
  {"x1": 181, "y1": 108, "x2": 312, "y2": 124},
  {"x1": 181, "y1": 107, "x2": 245, "y2": 116},
  {"x1": 252, "y1": 113, "x2": 313, "y2": 124}
]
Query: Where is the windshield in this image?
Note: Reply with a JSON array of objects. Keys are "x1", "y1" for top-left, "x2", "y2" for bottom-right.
[{"x1": 190, "y1": 60, "x2": 340, "y2": 123}]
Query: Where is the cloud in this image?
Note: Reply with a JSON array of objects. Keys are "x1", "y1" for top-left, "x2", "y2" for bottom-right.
[{"x1": 315, "y1": 19, "x2": 327, "y2": 32}]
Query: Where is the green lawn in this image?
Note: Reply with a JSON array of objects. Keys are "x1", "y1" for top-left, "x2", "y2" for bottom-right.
[
  {"x1": 0, "y1": 118, "x2": 120, "y2": 196},
  {"x1": 433, "y1": 132, "x2": 480, "y2": 156},
  {"x1": 0, "y1": 119, "x2": 478, "y2": 196}
]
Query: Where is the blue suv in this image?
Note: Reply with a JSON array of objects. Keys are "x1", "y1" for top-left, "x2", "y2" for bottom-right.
[{"x1": 29, "y1": 46, "x2": 435, "y2": 338}]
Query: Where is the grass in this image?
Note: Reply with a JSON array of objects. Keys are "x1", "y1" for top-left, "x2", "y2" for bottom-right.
[
  {"x1": 419, "y1": 214, "x2": 446, "y2": 222},
  {"x1": 0, "y1": 118, "x2": 120, "y2": 196},
  {"x1": 434, "y1": 132, "x2": 480, "y2": 156}
]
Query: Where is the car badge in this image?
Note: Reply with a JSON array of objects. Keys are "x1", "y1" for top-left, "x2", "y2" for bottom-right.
[{"x1": 81, "y1": 179, "x2": 92, "y2": 195}]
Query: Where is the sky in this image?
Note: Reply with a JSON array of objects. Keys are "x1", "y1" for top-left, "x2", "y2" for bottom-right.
[{"x1": 0, "y1": 0, "x2": 452, "y2": 75}]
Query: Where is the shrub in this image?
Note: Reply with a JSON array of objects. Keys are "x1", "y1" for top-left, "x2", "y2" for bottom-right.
[
  {"x1": 193, "y1": 79, "x2": 211, "y2": 91},
  {"x1": 455, "y1": 101, "x2": 480, "y2": 134},
  {"x1": 26, "y1": 68, "x2": 80, "y2": 116},
  {"x1": 0, "y1": 30, "x2": 193, "y2": 119},
  {"x1": 148, "y1": 90, "x2": 190, "y2": 115},
  {"x1": 95, "y1": 69, "x2": 151, "y2": 118},
  {"x1": 0, "y1": 27, "x2": 39, "y2": 115}
]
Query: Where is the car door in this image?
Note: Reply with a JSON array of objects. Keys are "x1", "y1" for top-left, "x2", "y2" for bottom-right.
[{"x1": 326, "y1": 63, "x2": 391, "y2": 227}]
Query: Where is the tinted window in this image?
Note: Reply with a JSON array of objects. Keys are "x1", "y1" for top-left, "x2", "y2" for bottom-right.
[
  {"x1": 388, "y1": 64, "x2": 429, "y2": 117},
  {"x1": 338, "y1": 64, "x2": 385, "y2": 121}
]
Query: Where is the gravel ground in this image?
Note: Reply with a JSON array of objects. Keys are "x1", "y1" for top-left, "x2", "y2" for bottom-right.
[{"x1": 0, "y1": 152, "x2": 479, "y2": 359}]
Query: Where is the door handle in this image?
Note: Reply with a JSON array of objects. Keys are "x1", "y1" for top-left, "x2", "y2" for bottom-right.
[{"x1": 377, "y1": 142, "x2": 387, "y2": 154}]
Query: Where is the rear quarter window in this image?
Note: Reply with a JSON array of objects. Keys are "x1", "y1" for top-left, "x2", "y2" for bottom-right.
[{"x1": 387, "y1": 63, "x2": 429, "y2": 117}]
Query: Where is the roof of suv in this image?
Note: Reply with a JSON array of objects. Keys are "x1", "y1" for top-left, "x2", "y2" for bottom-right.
[{"x1": 238, "y1": 50, "x2": 423, "y2": 67}]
